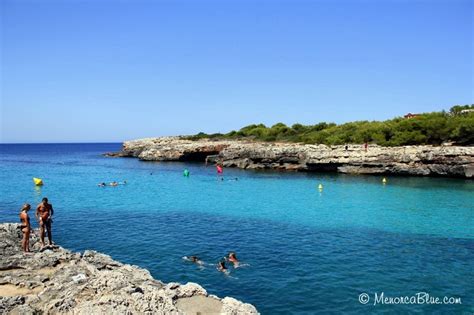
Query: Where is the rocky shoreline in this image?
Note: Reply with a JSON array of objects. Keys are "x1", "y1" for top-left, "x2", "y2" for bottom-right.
[
  {"x1": 0, "y1": 223, "x2": 258, "y2": 314},
  {"x1": 107, "y1": 137, "x2": 474, "y2": 178}
]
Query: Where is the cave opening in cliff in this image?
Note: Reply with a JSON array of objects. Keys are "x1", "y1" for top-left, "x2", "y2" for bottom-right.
[
  {"x1": 306, "y1": 163, "x2": 342, "y2": 172},
  {"x1": 178, "y1": 151, "x2": 220, "y2": 162}
]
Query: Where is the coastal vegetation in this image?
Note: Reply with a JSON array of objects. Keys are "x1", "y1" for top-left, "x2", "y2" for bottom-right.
[{"x1": 185, "y1": 105, "x2": 474, "y2": 146}]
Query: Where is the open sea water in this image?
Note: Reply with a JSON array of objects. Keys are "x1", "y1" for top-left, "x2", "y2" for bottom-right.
[{"x1": 0, "y1": 143, "x2": 473, "y2": 314}]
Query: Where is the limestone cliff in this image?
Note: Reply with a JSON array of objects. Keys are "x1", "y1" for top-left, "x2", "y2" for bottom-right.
[
  {"x1": 0, "y1": 223, "x2": 258, "y2": 314},
  {"x1": 107, "y1": 137, "x2": 474, "y2": 178}
]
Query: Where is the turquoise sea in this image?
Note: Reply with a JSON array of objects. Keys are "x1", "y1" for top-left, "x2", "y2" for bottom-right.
[{"x1": 0, "y1": 143, "x2": 473, "y2": 314}]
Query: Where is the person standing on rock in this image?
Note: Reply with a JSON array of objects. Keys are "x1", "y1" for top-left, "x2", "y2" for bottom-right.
[
  {"x1": 36, "y1": 197, "x2": 54, "y2": 249},
  {"x1": 19, "y1": 203, "x2": 31, "y2": 253}
]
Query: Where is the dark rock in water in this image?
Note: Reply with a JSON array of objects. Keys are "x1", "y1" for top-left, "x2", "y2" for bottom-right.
[
  {"x1": 0, "y1": 223, "x2": 257, "y2": 314},
  {"x1": 102, "y1": 151, "x2": 131, "y2": 157},
  {"x1": 112, "y1": 137, "x2": 474, "y2": 178}
]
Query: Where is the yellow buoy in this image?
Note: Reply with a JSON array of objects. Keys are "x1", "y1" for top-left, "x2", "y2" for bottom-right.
[
  {"x1": 33, "y1": 177, "x2": 43, "y2": 186},
  {"x1": 382, "y1": 177, "x2": 387, "y2": 184},
  {"x1": 318, "y1": 184, "x2": 323, "y2": 190}
]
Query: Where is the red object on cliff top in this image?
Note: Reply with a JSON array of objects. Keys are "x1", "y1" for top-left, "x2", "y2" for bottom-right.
[{"x1": 404, "y1": 113, "x2": 420, "y2": 119}]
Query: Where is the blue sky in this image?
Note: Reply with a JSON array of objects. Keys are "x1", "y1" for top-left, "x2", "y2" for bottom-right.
[{"x1": 1, "y1": 0, "x2": 472, "y2": 143}]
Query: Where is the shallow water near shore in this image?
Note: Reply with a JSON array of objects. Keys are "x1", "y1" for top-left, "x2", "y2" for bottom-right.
[{"x1": 1, "y1": 143, "x2": 473, "y2": 314}]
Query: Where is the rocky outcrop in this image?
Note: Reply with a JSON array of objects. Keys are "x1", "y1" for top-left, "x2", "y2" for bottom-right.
[
  {"x1": 111, "y1": 137, "x2": 474, "y2": 178},
  {"x1": 0, "y1": 223, "x2": 258, "y2": 314}
]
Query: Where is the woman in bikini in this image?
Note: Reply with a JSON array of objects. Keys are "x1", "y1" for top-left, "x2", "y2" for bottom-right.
[{"x1": 19, "y1": 204, "x2": 31, "y2": 253}]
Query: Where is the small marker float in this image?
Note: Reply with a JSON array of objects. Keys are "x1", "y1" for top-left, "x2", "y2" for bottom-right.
[
  {"x1": 33, "y1": 178, "x2": 43, "y2": 186},
  {"x1": 382, "y1": 177, "x2": 387, "y2": 184},
  {"x1": 183, "y1": 169, "x2": 190, "y2": 177},
  {"x1": 318, "y1": 184, "x2": 323, "y2": 191}
]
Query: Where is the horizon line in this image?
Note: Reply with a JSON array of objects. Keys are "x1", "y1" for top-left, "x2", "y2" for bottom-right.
[{"x1": 0, "y1": 141, "x2": 124, "y2": 145}]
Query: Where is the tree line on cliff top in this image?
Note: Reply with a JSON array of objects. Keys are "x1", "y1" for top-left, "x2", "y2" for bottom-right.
[{"x1": 185, "y1": 105, "x2": 474, "y2": 146}]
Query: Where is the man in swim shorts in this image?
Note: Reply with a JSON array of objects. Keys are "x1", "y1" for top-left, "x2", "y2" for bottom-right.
[{"x1": 36, "y1": 197, "x2": 54, "y2": 248}]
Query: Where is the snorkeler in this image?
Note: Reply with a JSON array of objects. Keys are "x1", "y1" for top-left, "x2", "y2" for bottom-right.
[
  {"x1": 110, "y1": 181, "x2": 118, "y2": 186},
  {"x1": 98, "y1": 182, "x2": 106, "y2": 187}
]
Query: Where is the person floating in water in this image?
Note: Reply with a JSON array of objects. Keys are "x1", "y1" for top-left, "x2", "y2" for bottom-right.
[
  {"x1": 99, "y1": 181, "x2": 126, "y2": 187},
  {"x1": 227, "y1": 252, "x2": 240, "y2": 267},
  {"x1": 190, "y1": 255, "x2": 201, "y2": 264},
  {"x1": 183, "y1": 255, "x2": 204, "y2": 266},
  {"x1": 19, "y1": 203, "x2": 31, "y2": 253},
  {"x1": 36, "y1": 197, "x2": 54, "y2": 249}
]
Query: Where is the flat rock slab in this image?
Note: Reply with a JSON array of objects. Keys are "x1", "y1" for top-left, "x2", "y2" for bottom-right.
[
  {"x1": 176, "y1": 295, "x2": 224, "y2": 314},
  {"x1": 0, "y1": 284, "x2": 43, "y2": 297}
]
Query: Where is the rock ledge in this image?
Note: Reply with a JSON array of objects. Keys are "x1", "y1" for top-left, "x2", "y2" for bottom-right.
[{"x1": 110, "y1": 137, "x2": 474, "y2": 178}]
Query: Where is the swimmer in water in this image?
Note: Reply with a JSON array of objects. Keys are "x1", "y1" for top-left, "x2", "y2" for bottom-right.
[
  {"x1": 184, "y1": 255, "x2": 204, "y2": 266},
  {"x1": 190, "y1": 255, "x2": 200, "y2": 263},
  {"x1": 110, "y1": 181, "x2": 118, "y2": 186},
  {"x1": 98, "y1": 182, "x2": 106, "y2": 187},
  {"x1": 227, "y1": 252, "x2": 240, "y2": 267},
  {"x1": 218, "y1": 260, "x2": 228, "y2": 272}
]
